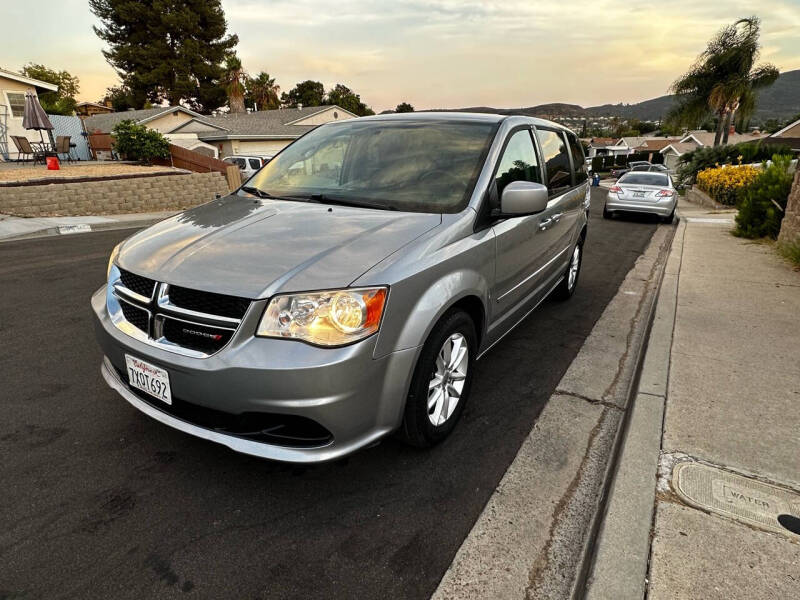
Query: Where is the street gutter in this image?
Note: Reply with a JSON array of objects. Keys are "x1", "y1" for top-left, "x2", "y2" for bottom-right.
[{"x1": 433, "y1": 220, "x2": 676, "y2": 599}]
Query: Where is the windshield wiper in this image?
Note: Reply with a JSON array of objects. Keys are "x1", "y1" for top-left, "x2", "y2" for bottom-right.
[
  {"x1": 306, "y1": 193, "x2": 396, "y2": 211},
  {"x1": 241, "y1": 185, "x2": 278, "y2": 199}
]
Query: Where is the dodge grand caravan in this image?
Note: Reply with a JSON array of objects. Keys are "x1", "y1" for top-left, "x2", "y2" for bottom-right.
[{"x1": 92, "y1": 113, "x2": 590, "y2": 463}]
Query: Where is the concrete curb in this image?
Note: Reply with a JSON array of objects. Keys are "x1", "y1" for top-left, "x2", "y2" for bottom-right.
[
  {"x1": 0, "y1": 213, "x2": 176, "y2": 243},
  {"x1": 432, "y1": 220, "x2": 676, "y2": 599},
  {"x1": 583, "y1": 217, "x2": 686, "y2": 599}
]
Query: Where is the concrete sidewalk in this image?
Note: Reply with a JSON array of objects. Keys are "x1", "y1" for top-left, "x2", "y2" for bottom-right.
[
  {"x1": 587, "y1": 198, "x2": 800, "y2": 599},
  {"x1": 0, "y1": 211, "x2": 176, "y2": 241}
]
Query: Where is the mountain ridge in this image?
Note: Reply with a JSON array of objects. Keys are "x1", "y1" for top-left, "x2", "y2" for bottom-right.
[{"x1": 435, "y1": 69, "x2": 800, "y2": 122}]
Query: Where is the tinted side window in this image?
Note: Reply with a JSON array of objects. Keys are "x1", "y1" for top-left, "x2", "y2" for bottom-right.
[
  {"x1": 249, "y1": 159, "x2": 261, "y2": 169},
  {"x1": 566, "y1": 133, "x2": 588, "y2": 184},
  {"x1": 535, "y1": 129, "x2": 572, "y2": 195},
  {"x1": 494, "y1": 129, "x2": 541, "y2": 197}
]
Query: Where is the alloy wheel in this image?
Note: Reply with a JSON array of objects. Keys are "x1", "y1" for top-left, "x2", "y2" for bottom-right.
[
  {"x1": 568, "y1": 245, "x2": 581, "y2": 290},
  {"x1": 427, "y1": 333, "x2": 468, "y2": 426}
]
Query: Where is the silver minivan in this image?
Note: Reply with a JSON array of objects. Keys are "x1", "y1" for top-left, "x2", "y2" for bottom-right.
[{"x1": 93, "y1": 113, "x2": 590, "y2": 463}]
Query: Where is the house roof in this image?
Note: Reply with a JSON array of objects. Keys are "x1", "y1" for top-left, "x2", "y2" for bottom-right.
[
  {"x1": 660, "y1": 142, "x2": 698, "y2": 156},
  {"x1": 679, "y1": 131, "x2": 768, "y2": 147},
  {"x1": 76, "y1": 101, "x2": 112, "y2": 109},
  {"x1": 772, "y1": 117, "x2": 800, "y2": 137},
  {"x1": 637, "y1": 138, "x2": 682, "y2": 151},
  {"x1": 0, "y1": 67, "x2": 58, "y2": 92},
  {"x1": 588, "y1": 137, "x2": 615, "y2": 146},
  {"x1": 82, "y1": 105, "x2": 204, "y2": 133},
  {"x1": 767, "y1": 136, "x2": 800, "y2": 150},
  {"x1": 197, "y1": 105, "x2": 356, "y2": 140}
]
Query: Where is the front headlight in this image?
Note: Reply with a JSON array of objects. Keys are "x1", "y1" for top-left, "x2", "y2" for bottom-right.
[
  {"x1": 256, "y1": 287, "x2": 388, "y2": 347},
  {"x1": 107, "y1": 242, "x2": 122, "y2": 280}
]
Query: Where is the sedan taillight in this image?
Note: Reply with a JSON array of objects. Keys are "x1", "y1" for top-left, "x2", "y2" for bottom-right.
[
  {"x1": 609, "y1": 186, "x2": 622, "y2": 193},
  {"x1": 656, "y1": 189, "x2": 674, "y2": 197}
]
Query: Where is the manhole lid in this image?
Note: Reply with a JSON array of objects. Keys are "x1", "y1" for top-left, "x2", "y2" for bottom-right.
[{"x1": 673, "y1": 462, "x2": 800, "y2": 539}]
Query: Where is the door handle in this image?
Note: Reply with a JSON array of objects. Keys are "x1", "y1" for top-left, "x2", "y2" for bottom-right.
[
  {"x1": 551, "y1": 212, "x2": 564, "y2": 222},
  {"x1": 538, "y1": 217, "x2": 553, "y2": 230}
]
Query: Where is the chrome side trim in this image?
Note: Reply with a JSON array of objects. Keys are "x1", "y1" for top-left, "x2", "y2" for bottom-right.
[
  {"x1": 478, "y1": 275, "x2": 564, "y2": 360},
  {"x1": 157, "y1": 284, "x2": 242, "y2": 326},
  {"x1": 497, "y1": 245, "x2": 570, "y2": 302}
]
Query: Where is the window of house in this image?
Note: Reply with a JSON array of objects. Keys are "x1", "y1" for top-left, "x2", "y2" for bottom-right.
[
  {"x1": 566, "y1": 133, "x2": 588, "y2": 184},
  {"x1": 535, "y1": 128, "x2": 572, "y2": 195},
  {"x1": 6, "y1": 92, "x2": 26, "y2": 117},
  {"x1": 494, "y1": 129, "x2": 541, "y2": 198}
]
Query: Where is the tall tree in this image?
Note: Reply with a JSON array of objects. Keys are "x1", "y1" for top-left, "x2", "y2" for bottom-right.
[
  {"x1": 281, "y1": 80, "x2": 325, "y2": 108},
  {"x1": 247, "y1": 72, "x2": 281, "y2": 111},
  {"x1": 221, "y1": 55, "x2": 247, "y2": 113},
  {"x1": 90, "y1": 0, "x2": 238, "y2": 113},
  {"x1": 667, "y1": 17, "x2": 778, "y2": 146},
  {"x1": 395, "y1": 102, "x2": 414, "y2": 113},
  {"x1": 325, "y1": 84, "x2": 374, "y2": 116},
  {"x1": 20, "y1": 64, "x2": 80, "y2": 115}
]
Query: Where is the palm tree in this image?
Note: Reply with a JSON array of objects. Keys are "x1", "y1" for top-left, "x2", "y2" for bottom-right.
[
  {"x1": 247, "y1": 72, "x2": 281, "y2": 111},
  {"x1": 221, "y1": 55, "x2": 247, "y2": 114},
  {"x1": 667, "y1": 17, "x2": 779, "y2": 146}
]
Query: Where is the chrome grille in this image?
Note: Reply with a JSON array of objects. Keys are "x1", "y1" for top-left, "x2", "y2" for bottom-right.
[
  {"x1": 119, "y1": 269, "x2": 156, "y2": 299},
  {"x1": 108, "y1": 268, "x2": 251, "y2": 357}
]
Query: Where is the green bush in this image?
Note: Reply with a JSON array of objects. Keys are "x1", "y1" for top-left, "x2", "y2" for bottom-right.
[
  {"x1": 111, "y1": 119, "x2": 171, "y2": 163},
  {"x1": 591, "y1": 156, "x2": 604, "y2": 172},
  {"x1": 734, "y1": 155, "x2": 794, "y2": 239},
  {"x1": 676, "y1": 141, "x2": 792, "y2": 187}
]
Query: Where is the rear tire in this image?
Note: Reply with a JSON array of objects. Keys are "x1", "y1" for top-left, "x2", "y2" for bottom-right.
[
  {"x1": 661, "y1": 208, "x2": 675, "y2": 224},
  {"x1": 602, "y1": 205, "x2": 613, "y2": 219},
  {"x1": 398, "y1": 310, "x2": 477, "y2": 448},
  {"x1": 553, "y1": 240, "x2": 583, "y2": 301}
]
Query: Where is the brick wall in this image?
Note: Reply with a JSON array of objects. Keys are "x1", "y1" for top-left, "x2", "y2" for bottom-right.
[
  {"x1": 0, "y1": 172, "x2": 229, "y2": 217},
  {"x1": 778, "y1": 168, "x2": 800, "y2": 244}
]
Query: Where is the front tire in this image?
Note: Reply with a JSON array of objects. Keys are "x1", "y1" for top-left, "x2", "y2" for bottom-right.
[
  {"x1": 554, "y1": 240, "x2": 583, "y2": 300},
  {"x1": 398, "y1": 310, "x2": 477, "y2": 448}
]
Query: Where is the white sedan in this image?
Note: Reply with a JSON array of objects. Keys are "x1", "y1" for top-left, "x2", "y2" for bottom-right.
[{"x1": 603, "y1": 171, "x2": 677, "y2": 223}]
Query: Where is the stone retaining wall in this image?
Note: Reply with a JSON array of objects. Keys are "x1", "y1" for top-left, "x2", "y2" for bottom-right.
[
  {"x1": 778, "y1": 169, "x2": 800, "y2": 244},
  {"x1": 0, "y1": 172, "x2": 229, "y2": 217}
]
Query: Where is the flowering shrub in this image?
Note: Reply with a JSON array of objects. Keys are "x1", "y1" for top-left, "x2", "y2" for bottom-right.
[{"x1": 696, "y1": 164, "x2": 760, "y2": 205}]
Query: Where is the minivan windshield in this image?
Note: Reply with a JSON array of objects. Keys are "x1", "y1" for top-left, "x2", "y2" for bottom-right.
[{"x1": 244, "y1": 119, "x2": 497, "y2": 213}]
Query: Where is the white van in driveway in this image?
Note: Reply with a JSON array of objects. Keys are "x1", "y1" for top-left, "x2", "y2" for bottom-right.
[{"x1": 222, "y1": 155, "x2": 270, "y2": 180}]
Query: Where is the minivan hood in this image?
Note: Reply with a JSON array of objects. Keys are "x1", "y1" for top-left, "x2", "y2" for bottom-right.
[{"x1": 116, "y1": 196, "x2": 441, "y2": 298}]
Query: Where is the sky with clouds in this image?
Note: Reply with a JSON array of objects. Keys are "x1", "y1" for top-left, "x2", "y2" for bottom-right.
[{"x1": 4, "y1": 0, "x2": 800, "y2": 112}]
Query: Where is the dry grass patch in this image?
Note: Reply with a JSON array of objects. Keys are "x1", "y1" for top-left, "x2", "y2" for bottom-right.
[{"x1": 0, "y1": 163, "x2": 178, "y2": 183}]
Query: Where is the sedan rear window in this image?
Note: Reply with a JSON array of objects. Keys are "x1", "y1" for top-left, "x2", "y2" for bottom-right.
[{"x1": 619, "y1": 173, "x2": 669, "y2": 186}]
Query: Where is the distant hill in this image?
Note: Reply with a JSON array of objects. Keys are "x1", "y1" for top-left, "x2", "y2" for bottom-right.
[{"x1": 439, "y1": 69, "x2": 800, "y2": 122}]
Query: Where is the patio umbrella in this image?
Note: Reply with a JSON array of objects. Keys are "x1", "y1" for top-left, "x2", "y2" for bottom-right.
[{"x1": 23, "y1": 91, "x2": 54, "y2": 146}]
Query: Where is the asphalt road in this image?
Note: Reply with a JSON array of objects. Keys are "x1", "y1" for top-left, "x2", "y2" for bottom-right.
[{"x1": 0, "y1": 189, "x2": 657, "y2": 600}]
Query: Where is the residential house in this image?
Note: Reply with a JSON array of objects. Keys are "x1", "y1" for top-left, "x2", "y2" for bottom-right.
[
  {"x1": 768, "y1": 116, "x2": 800, "y2": 152},
  {"x1": 83, "y1": 105, "x2": 226, "y2": 158},
  {"x1": 82, "y1": 104, "x2": 358, "y2": 159},
  {"x1": 189, "y1": 105, "x2": 358, "y2": 157},
  {"x1": 584, "y1": 137, "x2": 616, "y2": 158},
  {"x1": 660, "y1": 142, "x2": 700, "y2": 170},
  {"x1": 0, "y1": 67, "x2": 58, "y2": 160},
  {"x1": 75, "y1": 101, "x2": 113, "y2": 118}
]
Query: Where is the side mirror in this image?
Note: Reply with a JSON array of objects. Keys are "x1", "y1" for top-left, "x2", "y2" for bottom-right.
[{"x1": 499, "y1": 181, "x2": 549, "y2": 216}]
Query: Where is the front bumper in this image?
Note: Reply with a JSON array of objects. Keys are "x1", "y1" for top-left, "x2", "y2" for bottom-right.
[
  {"x1": 92, "y1": 286, "x2": 419, "y2": 463},
  {"x1": 605, "y1": 194, "x2": 676, "y2": 216}
]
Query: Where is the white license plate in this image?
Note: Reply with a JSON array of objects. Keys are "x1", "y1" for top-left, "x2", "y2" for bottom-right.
[
  {"x1": 633, "y1": 191, "x2": 645, "y2": 198},
  {"x1": 125, "y1": 354, "x2": 172, "y2": 405}
]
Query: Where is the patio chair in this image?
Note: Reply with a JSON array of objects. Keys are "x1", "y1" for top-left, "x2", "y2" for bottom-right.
[
  {"x1": 11, "y1": 136, "x2": 45, "y2": 165},
  {"x1": 55, "y1": 136, "x2": 75, "y2": 163}
]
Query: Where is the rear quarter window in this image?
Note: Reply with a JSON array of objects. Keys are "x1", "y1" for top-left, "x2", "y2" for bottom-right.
[
  {"x1": 566, "y1": 133, "x2": 587, "y2": 184},
  {"x1": 535, "y1": 128, "x2": 572, "y2": 195}
]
